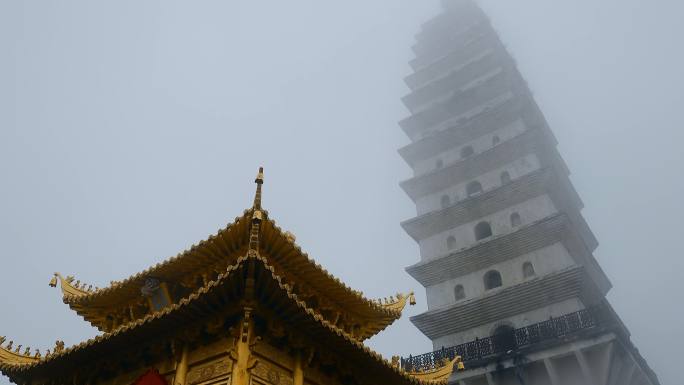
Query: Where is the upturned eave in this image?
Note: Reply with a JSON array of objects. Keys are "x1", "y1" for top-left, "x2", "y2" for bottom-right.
[{"x1": 50, "y1": 173, "x2": 408, "y2": 337}]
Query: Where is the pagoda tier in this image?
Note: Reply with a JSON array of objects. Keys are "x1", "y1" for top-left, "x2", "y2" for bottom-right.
[
  {"x1": 1, "y1": 169, "x2": 456, "y2": 385},
  {"x1": 399, "y1": 92, "x2": 531, "y2": 167},
  {"x1": 405, "y1": 213, "x2": 609, "y2": 294},
  {"x1": 49, "y1": 181, "x2": 413, "y2": 340},
  {"x1": 410, "y1": 266, "x2": 602, "y2": 340},
  {"x1": 399, "y1": 127, "x2": 561, "y2": 200}
]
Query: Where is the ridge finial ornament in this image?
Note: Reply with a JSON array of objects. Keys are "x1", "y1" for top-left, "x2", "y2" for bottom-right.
[
  {"x1": 255, "y1": 166, "x2": 264, "y2": 185},
  {"x1": 253, "y1": 166, "x2": 264, "y2": 210},
  {"x1": 249, "y1": 167, "x2": 264, "y2": 254}
]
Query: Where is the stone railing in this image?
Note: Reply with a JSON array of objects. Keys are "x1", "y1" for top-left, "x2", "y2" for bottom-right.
[{"x1": 401, "y1": 306, "x2": 609, "y2": 372}]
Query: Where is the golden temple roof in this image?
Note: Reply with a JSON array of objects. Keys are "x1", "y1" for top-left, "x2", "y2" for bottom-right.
[
  {"x1": 49, "y1": 168, "x2": 412, "y2": 338},
  {"x1": 2, "y1": 240, "x2": 453, "y2": 385},
  {"x1": 1, "y1": 168, "x2": 459, "y2": 385}
]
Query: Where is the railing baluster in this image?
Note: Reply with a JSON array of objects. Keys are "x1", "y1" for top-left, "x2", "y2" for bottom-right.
[{"x1": 401, "y1": 306, "x2": 605, "y2": 371}]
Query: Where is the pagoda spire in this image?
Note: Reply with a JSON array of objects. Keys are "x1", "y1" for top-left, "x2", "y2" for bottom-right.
[
  {"x1": 253, "y1": 167, "x2": 264, "y2": 210},
  {"x1": 249, "y1": 167, "x2": 264, "y2": 254}
]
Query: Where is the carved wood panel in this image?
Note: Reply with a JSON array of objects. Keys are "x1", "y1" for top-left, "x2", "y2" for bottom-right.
[
  {"x1": 251, "y1": 360, "x2": 293, "y2": 385},
  {"x1": 187, "y1": 358, "x2": 232, "y2": 385}
]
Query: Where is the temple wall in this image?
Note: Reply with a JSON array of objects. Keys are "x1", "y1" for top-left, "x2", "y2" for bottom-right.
[
  {"x1": 88, "y1": 328, "x2": 352, "y2": 385},
  {"x1": 185, "y1": 336, "x2": 235, "y2": 385}
]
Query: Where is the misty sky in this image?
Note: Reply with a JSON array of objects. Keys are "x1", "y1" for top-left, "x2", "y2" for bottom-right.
[{"x1": 1, "y1": 1, "x2": 682, "y2": 384}]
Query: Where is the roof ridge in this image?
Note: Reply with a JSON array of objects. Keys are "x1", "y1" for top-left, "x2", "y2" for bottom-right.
[
  {"x1": 58, "y1": 210, "x2": 252, "y2": 305},
  {"x1": 264, "y1": 216, "x2": 405, "y2": 318}
]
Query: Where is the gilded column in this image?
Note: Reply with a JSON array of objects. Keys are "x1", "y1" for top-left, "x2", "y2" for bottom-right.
[
  {"x1": 293, "y1": 351, "x2": 304, "y2": 385},
  {"x1": 174, "y1": 344, "x2": 190, "y2": 385},
  {"x1": 230, "y1": 309, "x2": 258, "y2": 385}
]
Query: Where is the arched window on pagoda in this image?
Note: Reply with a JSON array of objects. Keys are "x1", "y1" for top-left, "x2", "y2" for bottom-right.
[
  {"x1": 492, "y1": 135, "x2": 500, "y2": 146},
  {"x1": 510, "y1": 212, "x2": 521, "y2": 227},
  {"x1": 454, "y1": 284, "x2": 465, "y2": 300},
  {"x1": 484, "y1": 270, "x2": 502, "y2": 290},
  {"x1": 446, "y1": 236, "x2": 457, "y2": 251},
  {"x1": 441, "y1": 194, "x2": 451, "y2": 209},
  {"x1": 523, "y1": 262, "x2": 536, "y2": 278},
  {"x1": 466, "y1": 181, "x2": 483, "y2": 197},
  {"x1": 435, "y1": 158, "x2": 444, "y2": 169},
  {"x1": 500, "y1": 171, "x2": 511, "y2": 185},
  {"x1": 460, "y1": 145, "x2": 475, "y2": 158},
  {"x1": 474, "y1": 221, "x2": 493, "y2": 241}
]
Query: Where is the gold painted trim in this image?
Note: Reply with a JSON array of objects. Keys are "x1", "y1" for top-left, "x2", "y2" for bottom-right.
[
  {"x1": 376, "y1": 291, "x2": 416, "y2": 313},
  {"x1": 406, "y1": 356, "x2": 464, "y2": 383},
  {"x1": 0, "y1": 337, "x2": 40, "y2": 366}
]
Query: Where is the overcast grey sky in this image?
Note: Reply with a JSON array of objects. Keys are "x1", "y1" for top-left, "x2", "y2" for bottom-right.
[{"x1": 1, "y1": 1, "x2": 681, "y2": 384}]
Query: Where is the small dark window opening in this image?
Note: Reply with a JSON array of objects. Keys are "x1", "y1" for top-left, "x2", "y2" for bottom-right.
[
  {"x1": 466, "y1": 181, "x2": 483, "y2": 197},
  {"x1": 454, "y1": 285, "x2": 465, "y2": 300},
  {"x1": 492, "y1": 135, "x2": 500, "y2": 146},
  {"x1": 440, "y1": 195, "x2": 451, "y2": 209},
  {"x1": 510, "y1": 212, "x2": 521, "y2": 227},
  {"x1": 492, "y1": 325, "x2": 517, "y2": 352},
  {"x1": 446, "y1": 236, "x2": 457, "y2": 250},
  {"x1": 460, "y1": 145, "x2": 475, "y2": 158},
  {"x1": 484, "y1": 270, "x2": 503, "y2": 290},
  {"x1": 435, "y1": 158, "x2": 444, "y2": 169},
  {"x1": 500, "y1": 171, "x2": 511, "y2": 185},
  {"x1": 474, "y1": 221, "x2": 493, "y2": 241},
  {"x1": 523, "y1": 262, "x2": 536, "y2": 278}
]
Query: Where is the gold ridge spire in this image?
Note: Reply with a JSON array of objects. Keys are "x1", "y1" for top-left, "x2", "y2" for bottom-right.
[
  {"x1": 253, "y1": 166, "x2": 264, "y2": 210},
  {"x1": 249, "y1": 167, "x2": 264, "y2": 255}
]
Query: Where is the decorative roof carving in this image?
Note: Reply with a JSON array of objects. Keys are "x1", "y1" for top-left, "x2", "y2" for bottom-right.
[
  {"x1": 0, "y1": 337, "x2": 42, "y2": 366},
  {"x1": 375, "y1": 292, "x2": 417, "y2": 313},
  {"x1": 405, "y1": 356, "x2": 464, "y2": 383},
  {"x1": 49, "y1": 273, "x2": 94, "y2": 298}
]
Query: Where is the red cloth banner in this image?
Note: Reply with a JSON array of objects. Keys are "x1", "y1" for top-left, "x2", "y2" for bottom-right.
[{"x1": 132, "y1": 369, "x2": 168, "y2": 385}]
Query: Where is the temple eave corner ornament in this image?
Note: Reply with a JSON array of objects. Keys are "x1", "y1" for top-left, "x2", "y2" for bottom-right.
[
  {"x1": 400, "y1": 355, "x2": 464, "y2": 384},
  {"x1": 377, "y1": 291, "x2": 417, "y2": 314},
  {"x1": 49, "y1": 272, "x2": 92, "y2": 298}
]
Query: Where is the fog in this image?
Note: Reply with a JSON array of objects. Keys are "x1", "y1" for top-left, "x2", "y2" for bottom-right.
[{"x1": 0, "y1": 1, "x2": 681, "y2": 384}]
